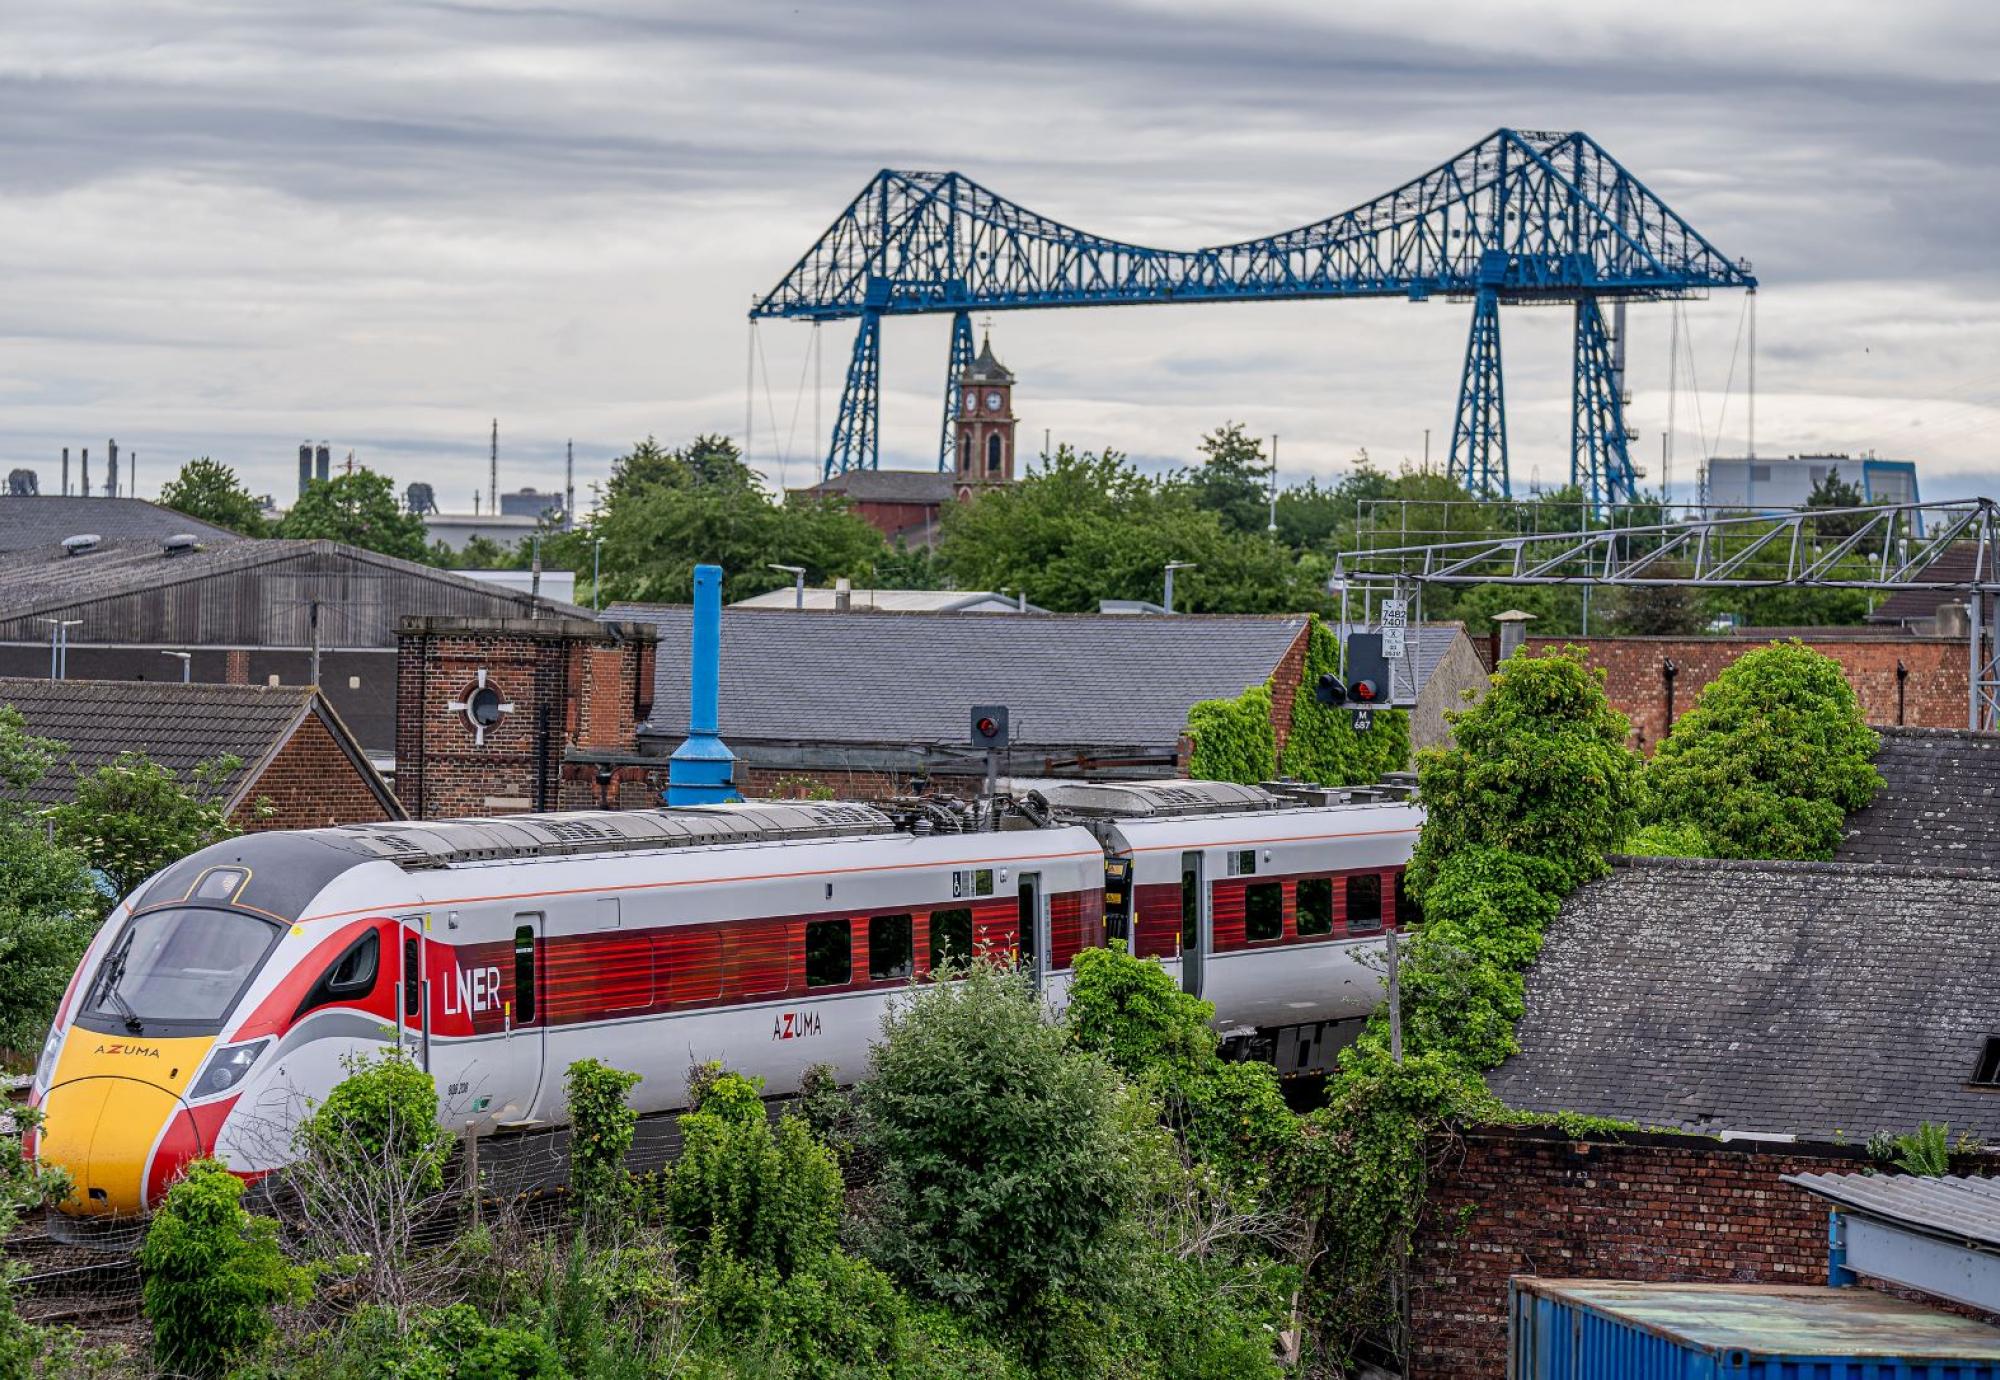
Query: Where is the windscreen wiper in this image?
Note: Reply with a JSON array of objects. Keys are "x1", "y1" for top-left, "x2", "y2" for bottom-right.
[
  {"x1": 95, "y1": 947, "x2": 143, "y2": 1034},
  {"x1": 107, "y1": 985, "x2": 143, "y2": 1034}
]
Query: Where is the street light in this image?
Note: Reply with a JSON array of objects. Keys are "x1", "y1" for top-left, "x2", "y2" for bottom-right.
[
  {"x1": 41, "y1": 618, "x2": 81, "y2": 680},
  {"x1": 592, "y1": 538, "x2": 603, "y2": 611},
  {"x1": 160, "y1": 650, "x2": 192, "y2": 683},
  {"x1": 1162, "y1": 562, "x2": 1197, "y2": 615},
  {"x1": 768, "y1": 563, "x2": 807, "y2": 610}
]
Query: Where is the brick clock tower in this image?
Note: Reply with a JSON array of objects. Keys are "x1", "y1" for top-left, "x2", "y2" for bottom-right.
[{"x1": 954, "y1": 335, "x2": 1017, "y2": 501}]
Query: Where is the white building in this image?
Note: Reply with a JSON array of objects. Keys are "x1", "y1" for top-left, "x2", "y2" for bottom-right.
[{"x1": 1702, "y1": 454, "x2": 1919, "y2": 510}]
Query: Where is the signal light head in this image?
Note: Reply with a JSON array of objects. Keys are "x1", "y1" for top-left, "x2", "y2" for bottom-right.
[
  {"x1": 1314, "y1": 673, "x2": 1347, "y2": 707},
  {"x1": 976, "y1": 717, "x2": 999, "y2": 738},
  {"x1": 1351, "y1": 679, "x2": 1379, "y2": 703}
]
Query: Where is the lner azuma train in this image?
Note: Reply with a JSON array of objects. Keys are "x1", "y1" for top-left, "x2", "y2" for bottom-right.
[{"x1": 30, "y1": 779, "x2": 1421, "y2": 1220}]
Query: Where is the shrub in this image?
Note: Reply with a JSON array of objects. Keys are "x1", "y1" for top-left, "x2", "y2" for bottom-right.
[
  {"x1": 662, "y1": 1079, "x2": 841, "y2": 1279},
  {"x1": 1407, "y1": 644, "x2": 1640, "y2": 897},
  {"x1": 298, "y1": 1048, "x2": 454, "y2": 1195},
  {"x1": 0, "y1": 825, "x2": 100, "y2": 1054},
  {"x1": 138, "y1": 1158, "x2": 307, "y2": 1377},
  {"x1": 1280, "y1": 616, "x2": 1411, "y2": 785},
  {"x1": 564, "y1": 1058, "x2": 641, "y2": 1232},
  {"x1": 1622, "y1": 820, "x2": 1715, "y2": 858},
  {"x1": 856, "y1": 962, "x2": 1135, "y2": 1322},
  {"x1": 1644, "y1": 641, "x2": 1882, "y2": 860},
  {"x1": 47, "y1": 750, "x2": 242, "y2": 896},
  {"x1": 1186, "y1": 683, "x2": 1276, "y2": 784}
]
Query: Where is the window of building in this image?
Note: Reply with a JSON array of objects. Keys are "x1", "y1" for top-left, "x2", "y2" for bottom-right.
[
  {"x1": 1296, "y1": 878, "x2": 1333, "y2": 936},
  {"x1": 1395, "y1": 872, "x2": 1423, "y2": 929},
  {"x1": 930, "y1": 908, "x2": 973, "y2": 972},
  {"x1": 986, "y1": 433, "x2": 1003, "y2": 473},
  {"x1": 403, "y1": 934, "x2": 420, "y2": 1018},
  {"x1": 513, "y1": 923, "x2": 537, "y2": 1023},
  {"x1": 1244, "y1": 882, "x2": 1282, "y2": 943},
  {"x1": 1346, "y1": 874, "x2": 1383, "y2": 931},
  {"x1": 1973, "y1": 1036, "x2": 2000, "y2": 1087},
  {"x1": 805, "y1": 919, "x2": 852, "y2": 988},
  {"x1": 869, "y1": 914, "x2": 913, "y2": 981},
  {"x1": 960, "y1": 434, "x2": 972, "y2": 473},
  {"x1": 1751, "y1": 464, "x2": 1772, "y2": 483}
]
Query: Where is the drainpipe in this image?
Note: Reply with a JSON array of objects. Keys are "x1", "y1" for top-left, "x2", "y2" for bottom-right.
[
  {"x1": 666, "y1": 563, "x2": 739, "y2": 805},
  {"x1": 1663, "y1": 658, "x2": 1678, "y2": 735},
  {"x1": 1896, "y1": 659, "x2": 1907, "y2": 727}
]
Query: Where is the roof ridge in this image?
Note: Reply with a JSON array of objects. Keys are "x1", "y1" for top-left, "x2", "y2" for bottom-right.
[{"x1": 1609, "y1": 852, "x2": 2000, "y2": 883}]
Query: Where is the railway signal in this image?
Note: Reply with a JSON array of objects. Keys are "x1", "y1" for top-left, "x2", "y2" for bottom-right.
[{"x1": 1315, "y1": 632, "x2": 1392, "y2": 730}]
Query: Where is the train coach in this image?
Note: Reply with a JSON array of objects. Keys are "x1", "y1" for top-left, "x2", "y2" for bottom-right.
[{"x1": 29, "y1": 779, "x2": 1420, "y2": 1220}]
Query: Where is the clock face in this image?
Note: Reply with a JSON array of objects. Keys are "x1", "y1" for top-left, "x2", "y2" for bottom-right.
[{"x1": 985, "y1": 391, "x2": 1003, "y2": 411}]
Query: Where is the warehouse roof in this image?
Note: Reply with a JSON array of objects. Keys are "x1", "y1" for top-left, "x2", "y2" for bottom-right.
[
  {"x1": 1838, "y1": 727, "x2": 2000, "y2": 868},
  {"x1": 0, "y1": 677, "x2": 399, "y2": 817},
  {"x1": 612, "y1": 605, "x2": 1309, "y2": 749},
  {"x1": 0, "y1": 496, "x2": 241, "y2": 553},
  {"x1": 1487, "y1": 855, "x2": 2000, "y2": 1143},
  {"x1": 0, "y1": 537, "x2": 585, "y2": 644},
  {"x1": 788, "y1": 470, "x2": 957, "y2": 504}
]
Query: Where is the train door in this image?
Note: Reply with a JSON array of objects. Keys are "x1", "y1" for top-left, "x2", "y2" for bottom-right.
[
  {"x1": 1179, "y1": 851, "x2": 1206, "y2": 998},
  {"x1": 1017, "y1": 873, "x2": 1047, "y2": 992},
  {"x1": 396, "y1": 915, "x2": 430, "y2": 1070},
  {"x1": 491, "y1": 912, "x2": 547, "y2": 1128}
]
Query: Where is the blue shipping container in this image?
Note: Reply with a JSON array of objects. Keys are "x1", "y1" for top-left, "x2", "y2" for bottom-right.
[{"x1": 1511, "y1": 1278, "x2": 2000, "y2": 1380}]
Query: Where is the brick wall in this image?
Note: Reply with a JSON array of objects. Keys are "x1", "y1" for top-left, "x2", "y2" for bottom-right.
[
  {"x1": 233, "y1": 711, "x2": 397, "y2": 831},
  {"x1": 395, "y1": 616, "x2": 656, "y2": 819},
  {"x1": 1523, "y1": 635, "x2": 1967, "y2": 750},
  {"x1": 1408, "y1": 1124, "x2": 2000, "y2": 1379},
  {"x1": 1267, "y1": 623, "x2": 1312, "y2": 756}
]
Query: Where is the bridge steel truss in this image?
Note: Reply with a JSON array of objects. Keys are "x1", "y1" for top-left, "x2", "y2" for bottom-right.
[
  {"x1": 753, "y1": 128, "x2": 1756, "y2": 493},
  {"x1": 1336, "y1": 499, "x2": 2000, "y2": 731}
]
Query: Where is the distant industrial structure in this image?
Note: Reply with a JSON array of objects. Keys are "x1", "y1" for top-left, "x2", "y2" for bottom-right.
[
  {"x1": 1701, "y1": 453, "x2": 1920, "y2": 510},
  {"x1": 296, "y1": 441, "x2": 332, "y2": 497}
]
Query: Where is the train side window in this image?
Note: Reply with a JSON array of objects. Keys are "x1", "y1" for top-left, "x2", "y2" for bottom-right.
[
  {"x1": 1346, "y1": 874, "x2": 1383, "y2": 932},
  {"x1": 869, "y1": 914, "x2": 914, "y2": 981},
  {"x1": 292, "y1": 930, "x2": 379, "y2": 1021},
  {"x1": 402, "y1": 935, "x2": 420, "y2": 1018},
  {"x1": 1395, "y1": 872, "x2": 1423, "y2": 928},
  {"x1": 805, "y1": 919, "x2": 852, "y2": 988},
  {"x1": 1234, "y1": 849, "x2": 1256, "y2": 876},
  {"x1": 513, "y1": 924, "x2": 537, "y2": 1023},
  {"x1": 930, "y1": 908, "x2": 973, "y2": 973},
  {"x1": 1244, "y1": 882, "x2": 1282, "y2": 943},
  {"x1": 1296, "y1": 878, "x2": 1334, "y2": 937}
]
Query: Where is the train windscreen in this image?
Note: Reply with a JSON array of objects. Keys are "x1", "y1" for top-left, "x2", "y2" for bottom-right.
[{"x1": 81, "y1": 907, "x2": 283, "y2": 1036}]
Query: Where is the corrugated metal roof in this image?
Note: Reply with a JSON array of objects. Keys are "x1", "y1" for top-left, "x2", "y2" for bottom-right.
[
  {"x1": 1784, "y1": 1173, "x2": 2000, "y2": 1251},
  {"x1": 614, "y1": 604, "x2": 1308, "y2": 750},
  {"x1": 0, "y1": 496, "x2": 242, "y2": 553},
  {"x1": 1516, "y1": 1279, "x2": 2000, "y2": 1357}
]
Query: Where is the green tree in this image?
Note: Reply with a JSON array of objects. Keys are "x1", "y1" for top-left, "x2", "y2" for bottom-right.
[
  {"x1": 1406, "y1": 645, "x2": 1641, "y2": 898},
  {"x1": 1643, "y1": 641, "x2": 1882, "y2": 860},
  {"x1": 1187, "y1": 422, "x2": 1274, "y2": 536},
  {"x1": 854, "y1": 962, "x2": 1135, "y2": 1323},
  {"x1": 447, "y1": 533, "x2": 525, "y2": 570},
  {"x1": 279, "y1": 468, "x2": 435, "y2": 563},
  {"x1": 0, "y1": 707, "x2": 101, "y2": 1055},
  {"x1": 586, "y1": 435, "x2": 886, "y2": 605},
  {"x1": 564, "y1": 1057, "x2": 641, "y2": 1235},
  {"x1": 47, "y1": 751, "x2": 242, "y2": 897},
  {"x1": 1607, "y1": 561, "x2": 1705, "y2": 635},
  {"x1": 139, "y1": 1158, "x2": 308, "y2": 1377},
  {"x1": 157, "y1": 458, "x2": 270, "y2": 537}
]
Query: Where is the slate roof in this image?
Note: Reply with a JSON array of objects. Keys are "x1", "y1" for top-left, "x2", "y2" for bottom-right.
[
  {"x1": 0, "y1": 677, "x2": 397, "y2": 816},
  {"x1": 790, "y1": 470, "x2": 956, "y2": 504},
  {"x1": 0, "y1": 496, "x2": 241, "y2": 553},
  {"x1": 1404, "y1": 624, "x2": 1464, "y2": 700},
  {"x1": 1488, "y1": 855, "x2": 2000, "y2": 1143},
  {"x1": 611, "y1": 605, "x2": 1308, "y2": 749},
  {"x1": 963, "y1": 335, "x2": 1015, "y2": 385},
  {"x1": 1870, "y1": 543, "x2": 1978, "y2": 625},
  {"x1": 1838, "y1": 727, "x2": 2000, "y2": 868}
]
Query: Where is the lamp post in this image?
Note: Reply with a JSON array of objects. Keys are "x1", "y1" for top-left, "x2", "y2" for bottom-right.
[
  {"x1": 767, "y1": 563, "x2": 806, "y2": 609},
  {"x1": 591, "y1": 538, "x2": 603, "y2": 611},
  {"x1": 42, "y1": 618, "x2": 81, "y2": 680},
  {"x1": 161, "y1": 650, "x2": 192, "y2": 683},
  {"x1": 1163, "y1": 561, "x2": 1197, "y2": 615}
]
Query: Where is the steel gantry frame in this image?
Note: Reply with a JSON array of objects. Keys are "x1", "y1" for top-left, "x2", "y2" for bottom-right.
[
  {"x1": 1336, "y1": 499, "x2": 2000, "y2": 730},
  {"x1": 753, "y1": 128, "x2": 1756, "y2": 491}
]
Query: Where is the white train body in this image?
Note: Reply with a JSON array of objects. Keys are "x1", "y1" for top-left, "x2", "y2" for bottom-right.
[{"x1": 30, "y1": 783, "x2": 1420, "y2": 1218}]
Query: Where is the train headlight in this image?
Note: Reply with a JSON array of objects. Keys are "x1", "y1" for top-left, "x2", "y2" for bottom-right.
[
  {"x1": 35, "y1": 1025, "x2": 62, "y2": 1089},
  {"x1": 189, "y1": 1039, "x2": 271, "y2": 1100}
]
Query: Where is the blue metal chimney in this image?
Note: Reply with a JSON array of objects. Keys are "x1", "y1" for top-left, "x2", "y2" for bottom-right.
[{"x1": 666, "y1": 564, "x2": 739, "y2": 806}]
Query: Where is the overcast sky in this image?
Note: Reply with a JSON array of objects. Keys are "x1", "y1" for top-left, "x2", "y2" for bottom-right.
[{"x1": 4, "y1": 0, "x2": 1998, "y2": 511}]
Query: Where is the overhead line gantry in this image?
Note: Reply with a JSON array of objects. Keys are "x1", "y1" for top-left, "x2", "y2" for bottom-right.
[{"x1": 752, "y1": 128, "x2": 1756, "y2": 510}]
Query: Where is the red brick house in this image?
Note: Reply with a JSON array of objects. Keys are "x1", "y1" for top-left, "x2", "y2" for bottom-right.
[{"x1": 0, "y1": 677, "x2": 402, "y2": 830}]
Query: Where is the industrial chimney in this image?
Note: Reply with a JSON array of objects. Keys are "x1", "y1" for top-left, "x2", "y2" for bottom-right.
[
  {"x1": 106, "y1": 440, "x2": 119, "y2": 499},
  {"x1": 61, "y1": 448, "x2": 69, "y2": 497},
  {"x1": 666, "y1": 564, "x2": 739, "y2": 806},
  {"x1": 80, "y1": 448, "x2": 89, "y2": 498}
]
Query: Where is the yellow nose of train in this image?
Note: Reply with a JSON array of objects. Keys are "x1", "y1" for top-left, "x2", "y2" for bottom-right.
[{"x1": 37, "y1": 1034, "x2": 216, "y2": 1215}]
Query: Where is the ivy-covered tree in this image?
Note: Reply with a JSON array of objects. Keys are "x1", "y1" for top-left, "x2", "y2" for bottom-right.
[
  {"x1": 157, "y1": 458, "x2": 270, "y2": 537},
  {"x1": 278, "y1": 468, "x2": 434, "y2": 564},
  {"x1": 47, "y1": 752, "x2": 244, "y2": 896},
  {"x1": 1642, "y1": 641, "x2": 1882, "y2": 860},
  {"x1": 1406, "y1": 644, "x2": 1641, "y2": 898},
  {"x1": 1185, "y1": 683, "x2": 1276, "y2": 783}
]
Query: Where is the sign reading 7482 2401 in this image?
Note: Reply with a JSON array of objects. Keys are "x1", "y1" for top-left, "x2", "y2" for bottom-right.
[{"x1": 1379, "y1": 599, "x2": 1407, "y2": 662}]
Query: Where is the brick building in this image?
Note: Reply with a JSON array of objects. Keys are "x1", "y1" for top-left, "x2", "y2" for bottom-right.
[
  {"x1": 0, "y1": 677, "x2": 401, "y2": 830},
  {"x1": 1515, "y1": 632, "x2": 1966, "y2": 749},
  {"x1": 393, "y1": 614, "x2": 657, "y2": 818}
]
